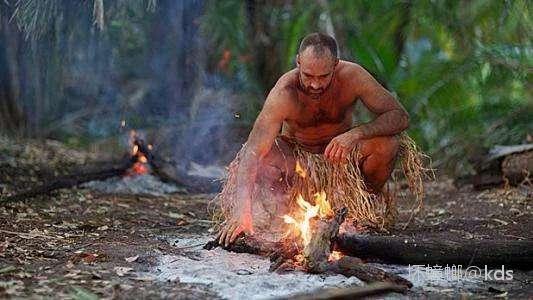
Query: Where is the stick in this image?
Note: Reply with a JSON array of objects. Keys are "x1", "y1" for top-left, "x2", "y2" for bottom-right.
[
  {"x1": 285, "y1": 282, "x2": 407, "y2": 300},
  {"x1": 2, "y1": 157, "x2": 133, "y2": 202}
]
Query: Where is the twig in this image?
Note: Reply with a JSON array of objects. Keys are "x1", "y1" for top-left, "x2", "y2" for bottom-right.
[{"x1": 0, "y1": 229, "x2": 62, "y2": 240}]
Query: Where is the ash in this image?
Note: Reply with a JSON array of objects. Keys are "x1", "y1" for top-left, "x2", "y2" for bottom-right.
[
  {"x1": 151, "y1": 235, "x2": 525, "y2": 299},
  {"x1": 154, "y1": 235, "x2": 361, "y2": 299},
  {"x1": 82, "y1": 174, "x2": 183, "y2": 196}
]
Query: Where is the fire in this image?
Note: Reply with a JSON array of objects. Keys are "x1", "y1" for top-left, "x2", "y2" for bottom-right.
[
  {"x1": 125, "y1": 130, "x2": 151, "y2": 176},
  {"x1": 328, "y1": 251, "x2": 344, "y2": 262},
  {"x1": 283, "y1": 191, "x2": 334, "y2": 246},
  {"x1": 295, "y1": 160, "x2": 306, "y2": 178}
]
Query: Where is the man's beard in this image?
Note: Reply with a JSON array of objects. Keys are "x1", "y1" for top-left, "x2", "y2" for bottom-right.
[{"x1": 298, "y1": 75, "x2": 332, "y2": 99}]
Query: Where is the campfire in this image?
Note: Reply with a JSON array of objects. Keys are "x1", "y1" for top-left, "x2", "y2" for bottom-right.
[
  {"x1": 206, "y1": 187, "x2": 413, "y2": 292},
  {"x1": 281, "y1": 191, "x2": 345, "y2": 270},
  {"x1": 125, "y1": 130, "x2": 152, "y2": 176}
]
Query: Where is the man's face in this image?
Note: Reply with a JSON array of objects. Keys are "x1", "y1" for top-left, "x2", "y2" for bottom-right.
[{"x1": 297, "y1": 47, "x2": 338, "y2": 99}]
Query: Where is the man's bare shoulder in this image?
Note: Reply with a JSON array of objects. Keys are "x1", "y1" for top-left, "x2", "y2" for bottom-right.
[
  {"x1": 336, "y1": 60, "x2": 376, "y2": 96},
  {"x1": 336, "y1": 60, "x2": 368, "y2": 81},
  {"x1": 265, "y1": 69, "x2": 299, "y2": 113}
]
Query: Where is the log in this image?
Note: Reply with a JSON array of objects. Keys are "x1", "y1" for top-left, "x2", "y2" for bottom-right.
[
  {"x1": 203, "y1": 234, "x2": 277, "y2": 256},
  {"x1": 285, "y1": 282, "x2": 407, "y2": 300},
  {"x1": 464, "y1": 144, "x2": 533, "y2": 189},
  {"x1": 205, "y1": 234, "x2": 533, "y2": 271},
  {"x1": 2, "y1": 157, "x2": 134, "y2": 202},
  {"x1": 335, "y1": 234, "x2": 533, "y2": 270},
  {"x1": 303, "y1": 207, "x2": 347, "y2": 273},
  {"x1": 149, "y1": 156, "x2": 222, "y2": 193},
  {"x1": 330, "y1": 256, "x2": 412, "y2": 288}
]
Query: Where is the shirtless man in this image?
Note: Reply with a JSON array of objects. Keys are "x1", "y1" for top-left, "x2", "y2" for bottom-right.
[{"x1": 217, "y1": 32, "x2": 410, "y2": 246}]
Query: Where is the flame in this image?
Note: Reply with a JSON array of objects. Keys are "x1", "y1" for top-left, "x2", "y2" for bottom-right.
[
  {"x1": 283, "y1": 191, "x2": 333, "y2": 246},
  {"x1": 130, "y1": 162, "x2": 149, "y2": 175},
  {"x1": 125, "y1": 129, "x2": 151, "y2": 176},
  {"x1": 138, "y1": 155, "x2": 148, "y2": 164},
  {"x1": 314, "y1": 191, "x2": 332, "y2": 219},
  {"x1": 295, "y1": 160, "x2": 306, "y2": 178},
  {"x1": 328, "y1": 251, "x2": 344, "y2": 262}
]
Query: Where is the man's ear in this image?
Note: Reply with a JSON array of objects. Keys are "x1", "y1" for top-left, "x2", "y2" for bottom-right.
[
  {"x1": 296, "y1": 54, "x2": 300, "y2": 67},
  {"x1": 334, "y1": 58, "x2": 339, "y2": 67}
]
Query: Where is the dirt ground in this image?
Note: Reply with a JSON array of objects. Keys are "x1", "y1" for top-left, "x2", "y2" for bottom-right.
[{"x1": 0, "y1": 138, "x2": 532, "y2": 299}]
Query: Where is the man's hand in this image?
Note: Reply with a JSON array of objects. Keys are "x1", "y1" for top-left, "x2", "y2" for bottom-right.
[
  {"x1": 324, "y1": 129, "x2": 363, "y2": 163},
  {"x1": 216, "y1": 209, "x2": 254, "y2": 247}
]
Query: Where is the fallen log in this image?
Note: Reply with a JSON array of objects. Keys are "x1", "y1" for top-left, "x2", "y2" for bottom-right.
[
  {"x1": 205, "y1": 234, "x2": 533, "y2": 271},
  {"x1": 335, "y1": 234, "x2": 533, "y2": 270},
  {"x1": 284, "y1": 282, "x2": 407, "y2": 300},
  {"x1": 330, "y1": 256, "x2": 413, "y2": 288},
  {"x1": 462, "y1": 144, "x2": 533, "y2": 189},
  {"x1": 2, "y1": 157, "x2": 134, "y2": 202}
]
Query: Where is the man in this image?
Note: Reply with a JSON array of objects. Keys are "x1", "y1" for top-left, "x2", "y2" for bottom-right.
[{"x1": 217, "y1": 32, "x2": 409, "y2": 247}]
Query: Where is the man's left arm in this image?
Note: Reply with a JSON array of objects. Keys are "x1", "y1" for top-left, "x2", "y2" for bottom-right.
[
  {"x1": 350, "y1": 66, "x2": 409, "y2": 138},
  {"x1": 325, "y1": 65, "x2": 409, "y2": 162}
]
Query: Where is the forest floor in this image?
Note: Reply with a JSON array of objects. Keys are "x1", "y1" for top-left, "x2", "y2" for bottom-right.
[{"x1": 0, "y1": 137, "x2": 531, "y2": 299}]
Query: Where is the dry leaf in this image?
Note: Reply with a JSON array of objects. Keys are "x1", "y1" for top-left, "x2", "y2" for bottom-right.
[
  {"x1": 125, "y1": 255, "x2": 139, "y2": 263},
  {"x1": 114, "y1": 267, "x2": 133, "y2": 277}
]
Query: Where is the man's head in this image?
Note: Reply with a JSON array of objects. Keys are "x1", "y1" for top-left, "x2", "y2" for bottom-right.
[{"x1": 296, "y1": 32, "x2": 339, "y2": 99}]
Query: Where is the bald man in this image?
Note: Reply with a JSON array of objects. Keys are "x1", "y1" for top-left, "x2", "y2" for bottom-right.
[{"x1": 217, "y1": 32, "x2": 409, "y2": 246}]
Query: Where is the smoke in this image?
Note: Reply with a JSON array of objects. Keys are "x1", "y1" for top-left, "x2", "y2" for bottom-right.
[{"x1": 1, "y1": 0, "x2": 253, "y2": 182}]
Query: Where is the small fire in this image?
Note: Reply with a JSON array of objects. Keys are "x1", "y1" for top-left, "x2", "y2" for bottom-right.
[
  {"x1": 328, "y1": 250, "x2": 344, "y2": 262},
  {"x1": 283, "y1": 191, "x2": 333, "y2": 246},
  {"x1": 125, "y1": 130, "x2": 151, "y2": 176}
]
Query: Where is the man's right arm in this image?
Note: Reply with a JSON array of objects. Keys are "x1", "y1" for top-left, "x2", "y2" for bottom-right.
[{"x1": 218, "y1": 86, "x2": 293, "y2": 246}]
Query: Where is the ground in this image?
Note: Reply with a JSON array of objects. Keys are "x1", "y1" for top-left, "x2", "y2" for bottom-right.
[{"x1": 0, "y1": 138, "x2": 531, "y2": 298}]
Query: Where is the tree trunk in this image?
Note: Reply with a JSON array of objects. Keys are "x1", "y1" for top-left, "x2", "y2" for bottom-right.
[{"x1": 0, "y1": 5, "x2": 26, "y2": 135}]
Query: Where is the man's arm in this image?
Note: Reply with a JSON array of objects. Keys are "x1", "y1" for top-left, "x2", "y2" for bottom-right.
[
  {"x1": 325, "y1": 65, "x2": 409, "y2": 162},
  {"x1": 350, "y1": 65, "x2": 409, "y2": 138},
  {"x1": 217, "y1": 86, "x2": 292, "y2": 246}
]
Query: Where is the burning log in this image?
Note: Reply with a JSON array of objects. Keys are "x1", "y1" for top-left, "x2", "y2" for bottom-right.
[
  {"x1": 207, "y1": 234, "x2": 533, "y2": 271},
  {"x1": 3, "y1": 131, "x2": 157, "y2": 202},
  {"x1": 302, "y1": 207, "x2": 347, "y2": 273}
]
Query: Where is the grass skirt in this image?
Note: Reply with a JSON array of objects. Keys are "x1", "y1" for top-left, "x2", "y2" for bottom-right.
[{"x1": 212, "y1": 133, "x2": 432, "y2": 232}]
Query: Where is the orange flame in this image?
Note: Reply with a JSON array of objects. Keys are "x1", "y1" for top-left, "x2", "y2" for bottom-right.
[
  {"x1": 295, "y1": 160, "x2": 306, "y2": 178},
  {"x1": 125, "y1": 129, "x2": 151, "y2": 176},
  {"x1": 283, "y1": 191, "x2": 333, "y2": 246},
  {"x1": 328, "y1": 250, "x2": 344, "y2": 262}
]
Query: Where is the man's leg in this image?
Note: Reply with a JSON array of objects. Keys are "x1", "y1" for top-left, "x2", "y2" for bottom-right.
[
  {"x1": 252, "y1": 137, "x2": 296, "y2": 234},
  {"x1": 357, "y1": 135, "x2": 400, "y2": 193}
]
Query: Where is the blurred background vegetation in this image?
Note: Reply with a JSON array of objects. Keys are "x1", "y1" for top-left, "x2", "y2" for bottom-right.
[{"x1": 0, "y1": 0, "x2": 531, "y2": 177}]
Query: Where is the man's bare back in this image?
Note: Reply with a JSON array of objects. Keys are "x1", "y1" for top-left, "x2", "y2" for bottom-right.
[{"x1": 217, "y1": 33, "x2": 410, "y2": 246}]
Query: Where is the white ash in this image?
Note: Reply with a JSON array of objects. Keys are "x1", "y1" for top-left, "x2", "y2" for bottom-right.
[
  {"x1": 82, "y1": 174, "x2": 183, "y2": 196},
  {"x1": 151, "y1": 235, "x2": 525, "y2": 299},
  {"x1": 153, "y1": 235, "x2": 361, "y2": 300}
]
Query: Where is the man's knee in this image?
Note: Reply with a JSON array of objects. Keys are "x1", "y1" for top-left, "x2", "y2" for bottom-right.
[
  {"x1": 360, "y1": 135, "x2": 400, "y2": 163},
  {"x1": 259, "y1": 137, "x2": 295, "y2": 180}
]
